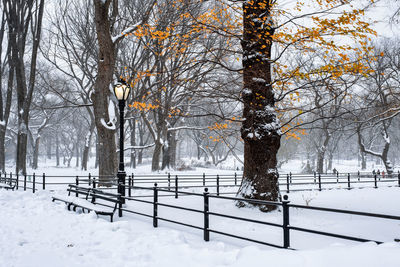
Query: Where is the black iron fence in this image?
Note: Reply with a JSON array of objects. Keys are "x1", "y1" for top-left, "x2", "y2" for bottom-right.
[
  {"x1": 102, "y1": 182, "x2": 400, "y2": 249},
  {"x1": 1, "y1": 171, "x2": 400, "y2": 195},
  {"x1": 1, "y1": 171, "x2": 400, "y2": 249}
]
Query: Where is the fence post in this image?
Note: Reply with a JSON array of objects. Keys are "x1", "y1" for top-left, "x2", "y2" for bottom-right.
[
  {"x1": 318, "y1": 173, "x2": 321, "y2": 191},
  {"x1": 175, "y1": 175, "x2": 178, "y2": 199},
  {"x1": 118, "y1": 193, "x2": 123, "y2": 218},
  {"x1": 357, "y1": 171, "x2": 360, "y2": 181},
  {"x1": 128, "y1": 175, "x2": 132, "y2": 197},
  {"x1": 88, "y1": 173, "x2": 91, "y2": 186},
  {"x1": 217, "y1": 175, "x2": 220, "y2": 196},
  {"x1": 337, "y1": 172, "x2": 339, "y2": 183},
  {"x1": 75, "y1": 176, "x2": 79, "y2": 197},
  {"x1": 289, "y1": 172, "x2": 292, "y2": 184},
  {"x1": 24, "y1": 174, "x2": 27, "y2": 191},
  {"x1": 398, "y1": 172, "x2": 400, "y2": 187},
  {"x1": 234, "y1": 172, "x2": 237, "y2": 186},
  {"x1": 347, "y1": 173, "x2": 351, "y2": 190},
  {"x1": 33, "y1": 173, "x2": 36, "y2": 193},
  {"x1": 153, "y1": 183, "x2": 158, "y2": 228},
  {"x1": 282, "y1": 195, "x2": 290, "y2": 249},
  {"x1": 203, "y1": 173, "x2": 205, "y2": 186},
  {"x1": 313, "y1": 172, "x2": 316, "y2": 184},
  {"x1": 374, "y1": 174, "x2": 377, "y2": 188},
  {"x1": 132, "y1": 173, "x2": 134, "y2": 186},
  {"x1": 0, "y1": 172, "x2": 2, "y2": 183},
  {"x1": 16, "y1": 173, "x2": 19, "y2": 190},
  {"x1": 203, "y1": 188, "x2": 210, "y2": 242},
  {"x1": 168, "y1": 173, "x2": 171, "y2": 190},
  {"x1": 286, "y1": 174, "x2": 290, "y2": 193},
  {"x1": 43, "y1": 173, "x2": 45, "y2": 190},
  {"x1": 92, "y1": 179, "x2": 96, "y2": 202},
  {"x1": 9, "y1": 172, "x2": 12, "y2": 185}
]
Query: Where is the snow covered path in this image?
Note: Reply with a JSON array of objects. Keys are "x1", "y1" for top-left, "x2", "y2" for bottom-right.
[{"x1": 1, "y1": 189, "x2": 400, "y2": 267}]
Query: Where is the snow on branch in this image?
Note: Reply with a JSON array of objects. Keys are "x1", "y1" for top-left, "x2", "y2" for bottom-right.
[
  {"x1": 167, "y1": 126, "x2": 209, "y2": 132},
  {"x1": 123, "y1": 143, "x2": 155, "y2": 151},
  {"x1": 112, "y1": 23, "x2": 141, "y2": 44}
]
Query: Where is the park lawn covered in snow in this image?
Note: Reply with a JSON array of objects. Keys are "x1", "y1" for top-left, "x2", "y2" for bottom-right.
[{"x1": 1, "y1": 186, "x2": 400, "y2": 267}]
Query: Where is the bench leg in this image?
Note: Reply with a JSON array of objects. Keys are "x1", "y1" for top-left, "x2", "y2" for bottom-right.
[{"x1": 110, "y1": 215, "x2": 113, "y2": 222}]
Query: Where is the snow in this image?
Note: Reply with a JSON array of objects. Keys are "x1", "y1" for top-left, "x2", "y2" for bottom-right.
[
  {"x1": 1, "y1": 187, "x2": 400, "y2": 267},
  {"x1": 111, "y1": 23, "x2": 140, "y2": 43},
  {"x1": 100, "y1": 118, "x2": 116, "y2": 130},
  {"x1": 0, "y1": 120, "x2": 5, "y2": 126},
  {"x1": 1, "y1": 157, "x2": 400, "y2": 266}
]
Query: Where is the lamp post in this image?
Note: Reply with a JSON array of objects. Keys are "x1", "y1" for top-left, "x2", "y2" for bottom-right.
[{"x1": 113, "y1": 79, "x2": 131, "y2": 203}]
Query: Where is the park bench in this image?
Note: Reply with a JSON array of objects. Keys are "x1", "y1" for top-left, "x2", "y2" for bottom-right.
[
  {"x1": 52, "y1": 184, "x2": 121, "y2": 222},
  {"x1": 0, "y1": 182, "x2": 15, "y2": 191}
]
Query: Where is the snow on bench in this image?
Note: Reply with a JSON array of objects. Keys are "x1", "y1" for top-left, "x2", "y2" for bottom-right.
[
  {"x1": 0, "y1": 183, "x2": 15, "y2": 190},
  {"x1": 52, "y1": 185, "x2": 121, "y2": 222}
]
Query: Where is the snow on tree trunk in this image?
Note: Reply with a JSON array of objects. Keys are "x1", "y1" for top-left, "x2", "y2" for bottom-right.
[{"x1": 236, "y1": 0, "x2": 281, "y2": 212}]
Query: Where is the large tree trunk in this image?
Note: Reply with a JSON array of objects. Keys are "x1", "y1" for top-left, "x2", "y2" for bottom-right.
[
  {"x1": 161, "y1": 132, "x2": 176, "y2": 170},
  {"x1": 0, "y1": 45, "x2": 13, "y2": 174},
  {"x1": 360, "y1": 151, "x2": 367, "y2": 170},
  {"x1": 0, "y1": 130, "x2": 5, "y2": 173},
  {"x1": 75, "y1": 141, "x2": 79, "y2": 167},
  {"x1": 237, "y1": 0, "x2": 281, "y2": 212},
  {"x1": 16, "y1": 119, "x2": 28, "y2": 174},
  {"x1": 56, "y1": 134, "x2": 60, "y2": 166},
  {"x1": 32, "y1": 136, "x2": 40, "y2": 169},
  {"x1": 169, "y1": 131, "x2": 177, "y2": 169},
  {"x1": 46, "y1": 137, "x2": 52, "y2": 159},
  {"x1": 129, "y1": 119, "x2": 136, "y2": 169},
  {"x1": 81, "y1": 124, "x2": 94, "y2": 171},
  {"x1": 137, "y1": 121, "x2": 144, "y2": 165},
  {"x1": 152, "y1": 141, "x2": 162, "y2": 171},
  {"x1": 357, "y1": 125, "x2": 393, "y2": 175},
  {"x1": 6, "y1": 0, "x2": 45, "y2": 175},
  {"x1": 328, "y1": 152, "x2": 333, "y2": 171},
  {"x1": 93, "y1": 1, "x2": 117, "y2": 184},
  {"x1": 316, "y1": 150, "x2": 325, "y2": 174}
]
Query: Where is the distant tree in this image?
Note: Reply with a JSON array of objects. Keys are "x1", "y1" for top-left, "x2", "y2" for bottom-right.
[{"x1": 4, "y1": 0, "x2": 45, "y2": 175}]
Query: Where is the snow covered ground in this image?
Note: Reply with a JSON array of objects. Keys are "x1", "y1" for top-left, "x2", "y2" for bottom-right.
[
  {"x1": 1, "y1": 186, "x2": 400, "y2": 267},
  {"x1": 2, "y1": 159, "x2": 400, "y2": 266}
]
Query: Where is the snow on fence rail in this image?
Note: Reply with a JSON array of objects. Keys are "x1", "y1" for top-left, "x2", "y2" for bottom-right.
[{"x1": 0, "y1": 171, "x2": 399, "y2": 194}]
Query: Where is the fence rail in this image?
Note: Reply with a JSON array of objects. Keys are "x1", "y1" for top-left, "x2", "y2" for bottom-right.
[
  {"x1": 108, "y1": 182, "x2": 400, "y2": 249},
  {"x1": 1, "y1": 171, "x2": 399, "y2": 195},
  {"x1": 1, "y1": 171, "x2": 399, "y2": 249}
]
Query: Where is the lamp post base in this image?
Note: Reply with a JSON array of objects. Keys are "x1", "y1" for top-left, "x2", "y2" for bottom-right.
[{"x1": 117, "y1": 171, "x2": 126, "y2": 204}]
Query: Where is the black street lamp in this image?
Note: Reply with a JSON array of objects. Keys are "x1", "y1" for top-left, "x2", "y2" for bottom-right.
[{"x1": 113, "y1": 79, "x2": 131, "y2": 203}]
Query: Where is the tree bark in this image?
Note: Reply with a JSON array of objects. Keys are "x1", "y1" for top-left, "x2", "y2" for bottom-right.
[
  {"x1": 360, "y1": 151, "x2": 367, "y2": 170},
  {"x1": 237, "y1": 0, "x2": 281, "y2": 212},
  {"x1": 152, "y1": 141, "x2": 162, "y2": 171},
  {"x1": 5, "y1": 0, "x2": 45, "y2": 175},
  {"x1": 93, "y1": 0, "x2": 117, "y2": 184},
  {"x1": 56, "y1": 133, "x2": 60, "y2": 166},
  {"x1": 81, "y1": 122, "x2": 95, "y2": 171},
  {"x1": 32, "y1": 136, "x2": 40, "y2": 169},
  {"x1": 129, "y1": 119, "x2": 136, "y2": 169}
]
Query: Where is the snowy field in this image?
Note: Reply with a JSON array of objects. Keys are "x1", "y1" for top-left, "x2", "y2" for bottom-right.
[
  {"x1": 1, "y1": 159, "x2": 400, "y2": 266},
  {"x1": 1, "y1": 186, "x2": 400, "y2": 267}
]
